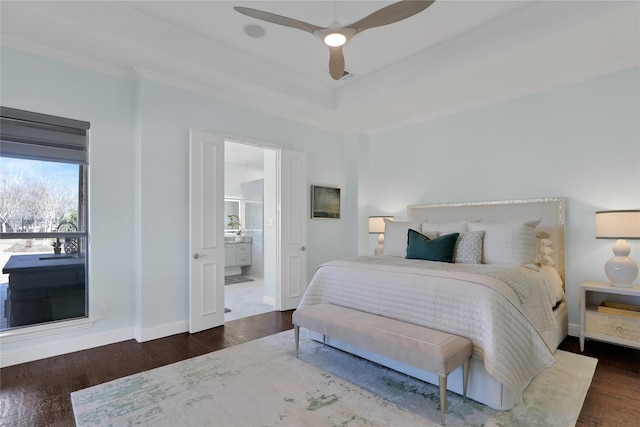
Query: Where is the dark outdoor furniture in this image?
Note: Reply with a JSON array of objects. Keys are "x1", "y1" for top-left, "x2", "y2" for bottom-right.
[{"x1": 2, "y1": 253, "x2": 86, "y2": 327}]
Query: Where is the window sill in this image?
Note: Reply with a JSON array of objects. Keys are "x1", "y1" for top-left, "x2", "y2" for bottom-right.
[{"x1": 0, "y1": 317, "x2": 95, "y2": 343}]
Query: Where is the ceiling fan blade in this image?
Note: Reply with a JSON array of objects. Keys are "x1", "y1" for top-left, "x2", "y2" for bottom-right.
[
  {"x1": 234, "y1": 7, "x2": 324, "y2": 34},
  {"x1": 328, "y1": 46, "x2": 345, "y2": 80},
  {"x1": 348, "y1": 0, "x2": 435, "y2": 33}
]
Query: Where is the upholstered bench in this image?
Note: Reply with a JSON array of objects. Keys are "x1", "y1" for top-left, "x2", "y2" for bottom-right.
[{"x1": 293, "y1": 303, "x2": 472, "y2": 425}]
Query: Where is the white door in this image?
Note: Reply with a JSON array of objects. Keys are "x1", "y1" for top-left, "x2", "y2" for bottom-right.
[
  {"x1": 277, "y1": 149, "x2": 308, "y2": 310},
  {"x1": 189, "y1": 130, "x2": 225, "y2": 333}
]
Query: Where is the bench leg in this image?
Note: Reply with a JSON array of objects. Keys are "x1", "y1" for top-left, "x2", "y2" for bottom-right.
[
  {"x1": 294, "y1": 324, "x2": 300, "y2": 358},
  {"x1": 462, "y1": 358, "x2": 470, "y2": 399},
  {"x1": 439, "y1": 374, "x2": 447, "y2": 425}
]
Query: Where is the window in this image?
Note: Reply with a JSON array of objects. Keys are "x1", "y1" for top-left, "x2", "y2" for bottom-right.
[{"x1": 0, "y1": 107, "x2": 89, "y2": 331}]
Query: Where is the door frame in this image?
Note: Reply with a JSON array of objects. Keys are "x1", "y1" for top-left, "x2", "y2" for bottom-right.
[
  {"x1": 190, "y1": 132, "x2": 308, "y2": 331},
  {"x1": 221, "y1": 135, "x2": 308, "y2": 313}
]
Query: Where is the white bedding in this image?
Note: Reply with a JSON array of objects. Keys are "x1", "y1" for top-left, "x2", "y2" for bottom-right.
[{"x1": 298, "y1": 255, "x2": 565, "y2": 402}]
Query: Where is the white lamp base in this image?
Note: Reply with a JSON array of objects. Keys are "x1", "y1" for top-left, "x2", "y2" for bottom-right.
[
  {"x1": 374, "y1": 234, "x2": 385, "y2": 256},
  {"x1": 605, "y1": 239, "x2": 639, "y2": 287}
]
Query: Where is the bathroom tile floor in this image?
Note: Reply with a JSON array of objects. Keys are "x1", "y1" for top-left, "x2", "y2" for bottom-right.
[{"x1": 224, "y1": 276, "x2": 274, "y2": 322}]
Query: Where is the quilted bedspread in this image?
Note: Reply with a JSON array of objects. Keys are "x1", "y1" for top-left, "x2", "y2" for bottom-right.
[{"x1": 298, "y1": 255, "x2": 560, "y2": 402}]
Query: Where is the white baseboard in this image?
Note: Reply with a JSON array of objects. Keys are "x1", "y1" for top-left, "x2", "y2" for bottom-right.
[
  {"x1": 0, "y1": 326, "x2": 133, "y2": 368},
  {"x1": 568, "y1": 322, "x2": 579, "y2": 337},
  {"x1": 2, "y1": 319, "x2": 192, "y2": 367},
  {"x1": 135, "y1": 320, "x2": 188, "y2": 343}
]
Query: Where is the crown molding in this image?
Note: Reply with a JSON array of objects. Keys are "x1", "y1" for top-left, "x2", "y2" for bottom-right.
[{"x1": 1, "y1": 35, "x2": 136, "y2": 81}]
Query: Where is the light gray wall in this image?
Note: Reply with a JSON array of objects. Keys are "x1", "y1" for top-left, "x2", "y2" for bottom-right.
[
  {"x1": 361, "y1": 67, "x2": 640, "y2": 326},
  {"x1": 0, "y1": 47, "x2": 351, "y2": 363},
  {"x1": 1, "y1": 47, "x2": 137, "y2": 355},
  {"x1": 133, "y1": 78, "x2": 350, "y2": 331},
  {"x1": 242, "y1": 179, "x2": 264, "y2": 277},
  {"x1": 224, "y1": 162, "x2": 248, "y2": 199}
]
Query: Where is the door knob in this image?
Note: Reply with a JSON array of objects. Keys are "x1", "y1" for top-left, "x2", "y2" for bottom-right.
[
  {"x1": 193, "y1": 253, "x2": 207, "y2": 259},
  {"x1": 301, "y1": 246, "x2": 306, "y2": 251}
]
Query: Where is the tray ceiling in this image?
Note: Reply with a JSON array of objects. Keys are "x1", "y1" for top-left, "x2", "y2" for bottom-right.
[{"x1": 1, "y1": 1, "x2": 638, "y2": 132}]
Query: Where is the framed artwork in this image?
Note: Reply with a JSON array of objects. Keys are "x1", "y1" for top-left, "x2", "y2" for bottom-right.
[{"x1": 311, "y1": 185, "x2": 340, "y2": 219}]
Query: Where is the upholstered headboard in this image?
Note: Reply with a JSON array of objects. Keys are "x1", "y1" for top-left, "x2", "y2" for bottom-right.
[{"x1": 407, "y1": 198, "x2": 566, "y2": 284}]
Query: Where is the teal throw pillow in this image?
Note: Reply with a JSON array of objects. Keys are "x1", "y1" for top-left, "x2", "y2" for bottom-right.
[{"x1": 405, "y1": 229, "x2": 460, "y2": 263}]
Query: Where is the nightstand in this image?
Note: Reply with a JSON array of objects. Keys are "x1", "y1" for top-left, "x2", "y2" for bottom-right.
[{"x1": 579, "y1": 281, "x2": 640, "y2": 351}]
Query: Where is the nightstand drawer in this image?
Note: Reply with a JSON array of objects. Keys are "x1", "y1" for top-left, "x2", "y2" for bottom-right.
[{"x1": 586, "y1": 310, "x2": 640, "y2": 341}]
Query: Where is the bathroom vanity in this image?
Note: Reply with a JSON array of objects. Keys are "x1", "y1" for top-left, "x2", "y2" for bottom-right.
[{"x1": 224, "y1": 238, "x2": 252, "y2": 276}]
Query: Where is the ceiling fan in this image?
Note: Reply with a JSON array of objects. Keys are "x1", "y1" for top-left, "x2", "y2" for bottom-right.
[{"x1": 234, "y1": 1, "x2": 436, "y2": 80}]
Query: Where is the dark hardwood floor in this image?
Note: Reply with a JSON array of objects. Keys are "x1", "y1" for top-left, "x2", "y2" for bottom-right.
[
  {"x1": 558, "y1": 337, "x2": 640, "y2": 427},
  {"x1": 1, "y1": 311, "x2": 638, "y2": 427}
]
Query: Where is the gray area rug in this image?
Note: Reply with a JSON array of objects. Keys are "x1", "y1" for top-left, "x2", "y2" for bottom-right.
[
  {"x1": 71, "y1": 330, "x2": 597, "y2": 426},
  {"x1": 224, "y1": 275, "x2": 254, "y2": 285}
]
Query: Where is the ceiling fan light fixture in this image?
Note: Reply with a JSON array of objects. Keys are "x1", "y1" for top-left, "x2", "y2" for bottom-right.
[
  {"x1": 323, "y1": 32, "x2": 347, "y2": 47},
  {"x1": 235, "y1": 1, "x2": 435, "y2": 79}
]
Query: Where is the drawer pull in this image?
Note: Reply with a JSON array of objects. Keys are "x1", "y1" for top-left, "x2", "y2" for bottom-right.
[{"x1": 617, "y1": 326, "x2": 623, "y2": 331}]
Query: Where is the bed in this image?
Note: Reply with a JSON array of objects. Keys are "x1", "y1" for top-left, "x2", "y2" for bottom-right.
[{"x1": 298, "y1": 198, "x2": 568, "y2": 410}]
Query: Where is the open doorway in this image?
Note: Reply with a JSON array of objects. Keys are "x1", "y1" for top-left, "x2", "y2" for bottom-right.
[
  {"x1": 223, "y1": 140, "x2": 276, "y2": 321},
  {"x1": 189, "y1": 130, "x2": 307, "y2": 332}
]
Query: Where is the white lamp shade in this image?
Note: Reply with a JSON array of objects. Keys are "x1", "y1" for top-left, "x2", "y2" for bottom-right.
[
  {"x1": 369, "y1": 216, "x2": 394, "y2": 234},
  {"x1": 595, "y1": 210, "x2": 640, "y2": 239},
  {"x1": 595, "y1": 210, "x2": 640, "y2": 287}
]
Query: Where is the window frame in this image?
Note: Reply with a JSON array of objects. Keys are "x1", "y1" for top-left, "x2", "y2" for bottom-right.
[{"x1": 1, "y1": 107, "x2": 90, "y2": 331}]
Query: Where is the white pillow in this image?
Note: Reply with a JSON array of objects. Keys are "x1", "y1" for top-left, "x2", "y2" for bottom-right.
[
  {"x1": 539, "y1": 238, "x2": 555, "y2": 265},
  {"x1": 443, "y1": 230, "x2": 484, "y2": 264},
  {"x1": 468, "y1": 218, "x2": 542, "y2": 265},
  {"x1": 383, "y1": 219, "x2": 421, "y2": 257},
  {"x1": 421, "y1": 220, "x2": 476, "y2": 234},
  {"x1": 534, "y1": 230, "x2": 555, "y2": 265}
]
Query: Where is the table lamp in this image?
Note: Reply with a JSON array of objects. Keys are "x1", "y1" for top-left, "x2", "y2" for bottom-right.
[
  {"x1": 369, "y1": 216, "x2": 394, "y2": 255},
  {"x1": 595, "y1": 210, "x2": 640, "y2": 287}
]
